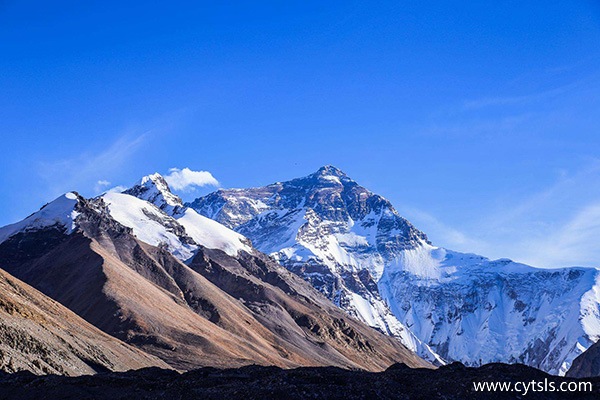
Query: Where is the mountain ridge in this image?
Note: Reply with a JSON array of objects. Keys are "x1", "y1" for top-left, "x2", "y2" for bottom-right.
[
  {"x1": 189, "y1": 165, "x2": 600, "y2": 375},
  {"x1": 0, "y1": 184, "x2": 430, "y2": 373}
]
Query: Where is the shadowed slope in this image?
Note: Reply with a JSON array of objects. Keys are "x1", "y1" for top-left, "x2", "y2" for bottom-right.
[
  {"x1": 0, "y1": 269, "x2": 168, "y2": 375},
  {"x1": 567, "y1": 341, "x2": 600, "y2": 378}
]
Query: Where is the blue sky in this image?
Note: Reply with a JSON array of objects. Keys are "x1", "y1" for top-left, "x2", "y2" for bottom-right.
[{"x1": 1, "y1": 1, "x2": 600, "y2": 268}]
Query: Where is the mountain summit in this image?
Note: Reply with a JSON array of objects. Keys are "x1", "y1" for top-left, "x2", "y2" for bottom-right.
[
  {"x1": 190, "y1": 166, "x2": 600, "y2": 375},
  {"x1": 123, "y1": 173, "x2": 184, "y2": 214},
  {"x1": 188, "y1": 165, "x2": 441, "y2": 363},
  {"x1": 310, "y1": 164, "x2": 350, "y2": 181}
]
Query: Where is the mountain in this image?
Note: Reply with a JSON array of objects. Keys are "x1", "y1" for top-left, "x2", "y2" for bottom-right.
[
  {"x1": 189, "y1": 165, "x2": 600, "y2": 375},
  {"x1": 0, "y1": 187, "x2": 429, "y2": 372},
  {"x1": 379, "y1": 246, "x2": 600, "y2": 375},
  {"x1": 188, "y1": 165, "x2": 442, "y2": 364},
  {"x1": 567, "y1": 340, "x2": 600, "y2": 378},
  {"x1": 0, "y1": 267, "x2": 168, "y2": 375},
  {"x1": 122, "y1": 173, "x2": 253, "y2": 258}
]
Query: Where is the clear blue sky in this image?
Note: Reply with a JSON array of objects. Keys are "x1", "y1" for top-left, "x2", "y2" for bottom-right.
[{"x1": 2, "y1": 1, "x2": 600, "y2": 268}]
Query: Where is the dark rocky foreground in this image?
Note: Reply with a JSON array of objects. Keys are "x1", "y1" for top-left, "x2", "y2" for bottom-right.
[{"x1": 0, "y1": 362, "x2": 598, "y2": 400}]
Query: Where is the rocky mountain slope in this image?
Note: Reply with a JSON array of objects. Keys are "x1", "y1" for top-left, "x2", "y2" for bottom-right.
[
  {"x1": 189, "y1": 165, "x2": 600, "y2": 375},
  {"x1": 0, "y1": 268, "x2": 168, "y2": 375},
  {"x1": 567, "y1": 340, "x2": 600, "y2": 378},
  {"x1": 0, "y1": 188, "x2": 429, "y2": 372}
]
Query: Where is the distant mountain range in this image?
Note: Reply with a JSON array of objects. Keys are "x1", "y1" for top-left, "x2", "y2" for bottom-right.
[
  {"x1": 0, "y1": 175, "x2": 427, "y2": 375},
  {"x1": 0, "y1": 165, "x2": 599, "y2": 379}
]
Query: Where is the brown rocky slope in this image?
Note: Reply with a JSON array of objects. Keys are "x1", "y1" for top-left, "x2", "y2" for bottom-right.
[
  {"x1": 567, "y1": 340, "x2": 600, "y2": 378},
  {"x1": 0, "y1": 268, "x2": 168, "y2": 375}
]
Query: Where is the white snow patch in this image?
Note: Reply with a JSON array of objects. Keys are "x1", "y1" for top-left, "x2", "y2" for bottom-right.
[
  {"x1": 102, "y1": 192, "x2": 197, "y2": 261},
  {"x1": 320, "y1": 175, "x2": 342, "y2": 184},
  {"x1": 177, "y1": 208, "x2": 252, "y2": 257},
  {"x1": 0, "y1": 192, "x2": 80, "y2": 244}
]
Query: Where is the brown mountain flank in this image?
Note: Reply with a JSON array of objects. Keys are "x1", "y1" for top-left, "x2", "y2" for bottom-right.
[{"x1": 0, "y1": 268, "x2": 168, "y2": 375}]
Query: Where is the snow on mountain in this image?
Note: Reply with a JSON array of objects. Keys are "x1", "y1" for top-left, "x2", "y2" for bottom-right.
[
  {"x1": 176, "y1": 208, "x2": 252, "y2": 258},
  {"x1": 379, "y1": 243, "x2": 600, "y2": 375},
  {"x1": 188, "y1": 165, "x2": 442, "y2": 364},
  {"x1": 116, "y1": 173, "x2": 252, "y2": 258},
  {"x1": 0, "y1": 175, "x2": 253, "y2": 263},
  {"x1": 123, "y1": 173, "x2": 184, "y2": 215},
  {"x1": 6, "y1": 167, "x2": 598, "y2": 375},
  {"x1": 102, "y1": 192, "x2": 198, "y2": 261},
  {"x1": 0, "y1": 192, "x2": 80, "y2": 244},
  {"x1": 0, "y1": 183, "x2": 431, "y2": 373},
  {"x1": 188, "y1": 165, "x2": 600, "y2": 375}
]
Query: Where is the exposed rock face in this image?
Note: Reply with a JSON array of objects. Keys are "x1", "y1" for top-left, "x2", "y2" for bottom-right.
[
  {"x1": 188, "y1": 166, "x2": 600, "y2": 375},
  {"x1": 2, "y1": 363, "x2": 599, "y2": 400},
  {"x1": 0, "y1": 190, "x2": 430, "y2": 372},
  {"x1": 567, "y1": 340, "x2": 600, "y2": 378},
  {"x1": 0, "y1": 268, "x2": 168, "y2": 375}
]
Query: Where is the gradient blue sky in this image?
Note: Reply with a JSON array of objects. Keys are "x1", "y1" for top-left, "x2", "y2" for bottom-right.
[{"x1": 2, "y1": 1, "x2": 600, "y2": 268}]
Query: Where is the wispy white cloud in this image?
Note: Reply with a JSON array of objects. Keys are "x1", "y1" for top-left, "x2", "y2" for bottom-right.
[
  {"x1": 516, "y1": 202, "x2": 600, "y2": 268},
  {"x1": 403, "y1": 159, "x2": 600, "y2": 269},
  {"x1": 462, "y1": 81, "x2": 579, "y2": 110},
  {"x1": 164, "y1": 167, "x2": 219, "y2": 191},
  {"x1": 105, "y1": 185, "x2": 128, "y2": 194},
  {"x1": 409, "y1": 72, "x2": 600, "y2": 267},
  {"x1": 38, "y1": 133, "x2": 147, "y2": 196},
  {"x1": 421, "y1": 76, "x2": 595, "y2": 140},
  {"x1": 486, "y1": 159, "x2": 600, "y2": 232},
  {"x1": 420, "y1": 113, "x2": 532, "y2": 138},
  {"x1": 94, "y1": 179, "x2": 112, "y2": 194},
  {"x1": 400, "y1": 206, "x2": 492, "y2": 256},
  {"x1": 489, "y1": 160, "x2": 600, "y2": 268}
]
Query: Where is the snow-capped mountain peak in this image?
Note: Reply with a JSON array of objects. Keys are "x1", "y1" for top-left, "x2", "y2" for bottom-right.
[
  {"x1": 187, "y1": 166, "x2": 442, "y2": 364},
  {"x1": 0, "y1": 192, "x2": 82, "y2": 244},
  {"x1": 189, "y1": 166, "x2": 600, "y2": 375},
  {"x1": 310, "y1": 165, "x2": 349, "y2": 184},
  {"x1": 315, "y1": 164, "x2": 346, "y2": 176},
  {"x1": 189, "y1": 165, "x2": 430, "y2": 278},
  {"x1": 123, "y1": 173, "x2": 184, "y2": 214},
  {"x1": 113, "y1": 174, "x2": 253, "y2": 259}
]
